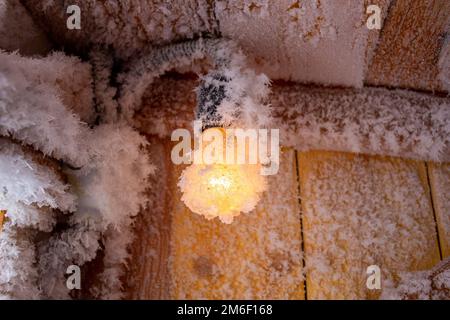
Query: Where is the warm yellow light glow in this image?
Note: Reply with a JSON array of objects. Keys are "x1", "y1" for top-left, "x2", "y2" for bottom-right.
[
  {"x1": 208, "y1": 176, "x2": 232, "y2": 189},
  {"x1": 178, "y1": 128, "x2": 268, "y2": 224}
]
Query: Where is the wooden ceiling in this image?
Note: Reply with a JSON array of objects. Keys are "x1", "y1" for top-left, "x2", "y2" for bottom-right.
[{"x1": 22, "y1": 0, "x2": 449, "y2": 92}]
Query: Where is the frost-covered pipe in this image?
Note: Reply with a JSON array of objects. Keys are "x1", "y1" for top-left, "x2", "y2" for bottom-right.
[
  {"x1": 118, "y1": 38, "x2": 271, "y2": 128},
  {"x1": 273, "y1": 86, "x2": 450, "y2": 162},
  {"x1": 132, "y1": 80, "x2": 450, "y2": 163},
  {"x1": 118, "y1": 38, "x2": 235, "y2": 120}
]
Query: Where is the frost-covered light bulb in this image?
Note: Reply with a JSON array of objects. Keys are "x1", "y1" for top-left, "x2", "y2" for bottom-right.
[{"x1": 178, "y1": 128, "x2": 267, "y2": 224}]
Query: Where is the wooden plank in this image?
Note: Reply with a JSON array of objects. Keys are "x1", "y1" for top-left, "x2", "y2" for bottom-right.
[
  {"x1": 363, "y1": 0, "x2": 392, "y2": 78},
  {"x1": 170, "y1": 148, "x2": 305, "y2": 299},
  {"x1": 428, "y1": 163, "x2": 450, "y2": 258},
  {"x1": 298, "y1": 151, "x2": 441, "y2": 299},
  {"x1": 365, "y1": 0, "x2": 450, "y2": 92},
  {"x1": 125, "y1": 138, "x2": 173, "y2": 299}
]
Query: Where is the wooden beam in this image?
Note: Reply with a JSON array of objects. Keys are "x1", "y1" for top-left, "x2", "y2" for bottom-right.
[
  {"x1": 125, "y1": 138, "x2": 173, "y2": 299},
  {"x1": 298, "y1": 151, "x2": 441, "y2": 299},
  {"x1": 365, "y1": 0, "x2": 450, "y2": 92}
]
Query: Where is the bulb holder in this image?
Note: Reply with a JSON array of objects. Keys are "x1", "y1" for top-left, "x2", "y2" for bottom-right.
[{"x1": 196, "y1": 72, "x2": 231, "y2": 131}]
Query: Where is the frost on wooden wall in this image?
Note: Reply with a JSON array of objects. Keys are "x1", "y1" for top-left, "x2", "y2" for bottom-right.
[
  {"x1": 298, "y1": 152, "x2": 440, "y2": 299},
  {"x1": 366, "y1": 0, "x2": 450, "y2": 92},
  {"x1": 0, "y1": 51, "x2": 93, "y2": 165},
  {"x1": 216, "y1": 0, "x2": 379, "y2": 87}
]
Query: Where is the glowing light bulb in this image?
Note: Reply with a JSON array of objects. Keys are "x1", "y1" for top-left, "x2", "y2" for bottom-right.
[{"x1": 178, "y1": 128, "x2": 268, "y2": 224}]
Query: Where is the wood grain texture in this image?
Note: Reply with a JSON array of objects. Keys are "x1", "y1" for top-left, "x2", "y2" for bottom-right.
[
  {"x1": 428, "y1": 162, "x2": 450, "y2": 258},
  {"x1": 297, "y1": 151, "x2": 441, "y2": 299},
  {"x1": 170, "y1": 148, "x2": 305, "y2": 299},
  {"x1": 365, "y1": 0, "x2": 450, "y2": 92},
  {"x1": 363, "y1": 0, "x2": 392, "y2": 78},
  {"x1": 125, "y1": 138, "x2": 173, "y2": 299}
]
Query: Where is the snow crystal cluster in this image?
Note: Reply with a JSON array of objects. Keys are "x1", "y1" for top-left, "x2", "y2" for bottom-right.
[
  {"x1": 0, "y1": 139, "x2": 75, "y2": 232},
  {"x1": 0, "y1": 51, "x2": 93, "y2": 166},
  {"x1": 0, "y1": 47, "x2": 152, "y2": 299}
]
